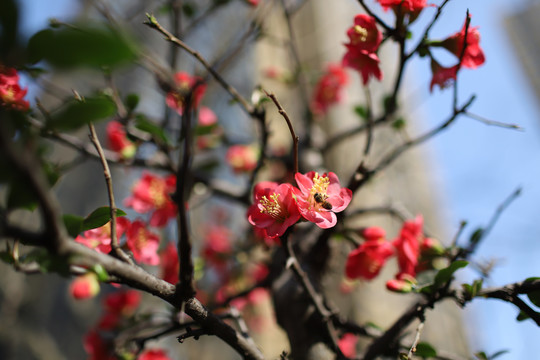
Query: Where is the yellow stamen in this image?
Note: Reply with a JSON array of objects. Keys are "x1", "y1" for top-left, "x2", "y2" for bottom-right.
[
  {"x1": 259, "y1": 193, "x2": 286, "y2": 222},
  {"x1": 353, "y1": 25, "x2": 368, "y2": 43}
]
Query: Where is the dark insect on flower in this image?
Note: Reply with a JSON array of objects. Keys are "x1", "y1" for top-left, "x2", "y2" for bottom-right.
[{"x1": 313, "y1": 192, "x2": 332, "y2": 210}]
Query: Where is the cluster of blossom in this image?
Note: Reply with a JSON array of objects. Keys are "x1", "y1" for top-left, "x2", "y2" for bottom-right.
[
  {"x1": 345, "y1": 215, "x2": 443, "y2": 292},
  {"x1": 83, "y1": 290, "x2": 172, "y2": 360},
  {"x1": 0, "y1": 66, "x2": 29, "y2": 111},
  {"x1": 310, "y1": 63, "x2": 349, "y2": 115},
  {"x1": 247, "y1": 171, "x2": 353, "y2": 240}
]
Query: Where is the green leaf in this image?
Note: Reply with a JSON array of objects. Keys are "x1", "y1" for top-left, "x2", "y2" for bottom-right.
[
  {"x1": 469, "y1": 227, "x2": 484, "y2": 245},
  {"x1": 63, "y1": 214, "x2": 84, "y2": 238},
  {"x1": 27, "y1": 24, "x2": 138, "y2": 68},
  {"x1": 22, "y1": 248, "x2": 70, "y2": 275},
  {"x1": 82, "y1": 206, "x2": 127, "y2": 231},
  {"x1": 182, "y1": 3, "x2": 198, "y2": 18},
  {"x1": 392, "y1": 117, "x2": 406, "y2": 130},
  {"x1": 415, "y1": 342, "x2": 437, "y2": 358},
  {"x1": 516, "y1": 310, "x2": 529, "y2": 322},
  {"x1": 134, "y1": 115, "x2": 170, "y2": 145},
  {"x1": 353, "y1": 105, "x2": 367, "y2": 120},
  {"x1": 474, "y1": 352, "x2": 488, "y2": 360},
  {"x1": 433, "y1": 260, "x2": 468, "y2": 287},
  {"x1": 125, "y1": 93, "x2": 140, "y2": 112},
  {"x1": 490, "y1": 350, "x2": 510, "y2": 359},
  {"x1": 92, "y1": 264, "x2": 109, "y2": 282},
  {"x1": 47, "y1": 96, "x2": 116, "y2": 131}
]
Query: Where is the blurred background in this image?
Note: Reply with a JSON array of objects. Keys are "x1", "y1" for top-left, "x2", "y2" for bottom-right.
[{"x1": 3, "y1": 0, "x2": 539, "y2": 359}]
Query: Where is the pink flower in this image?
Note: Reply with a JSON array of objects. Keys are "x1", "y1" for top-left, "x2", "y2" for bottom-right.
[
  {"x1": 247, "y1": 182, "x2": 301, "y2": 237},
  {"x1": 293, "y1": 171, "x2": 352, "y2": 229},
  {"x1": 124, "y1": 172, "x2": 177, "y2": 227},
  {"x1": 138, "y1": 349, "x2": 172, "y2": 360},
  {"x1": 386, "y1": 277, "x2": 414, "y2": 293},
  {"x1": 70, "y1": 273, "x2": 100, "y2": 300},
  {"x1": 0, "y1": 66, "x2": 29, "y2": 111},
  {"x1": 75, "y1": 217, "x2": 131, "y2": 254},
  {"x1": 342, "y1": 45, "x2": 383, "y2": 86},
  {"x1": 106, "y1": 121, "x2": 136, "y2": 159},
  {"x1": 377, "y1": 0, "x2": 429, "y2": 13},
  {"x1": 392, "y1": 215, "x2": 424, "y2": 278},
  {"x1": 160, "y1": 242, "x2": 179, "y2": 284},
  {"x1": 361, "y1": 226, "x2": 386, "y2": 241},
  {"x1": 429, "y1": 59, "x2": 458, "y2": 92},
  {"x1": 345, "y1": 237, "x2": 394, "y2": 280},
  {"x1": 226, "y1": 144, "x2": 258, "y2": 173},
  {"x1": 198, "y1": 106, "x2": 218, "y2": 126},
  {"x1": 98, "y1": 290, "x2": 141, "y2": 330},
  {"x1": 346, "y1": 14, "x2": 382, "y2": 53},
  {"x1": 311, "y1": 63, "x2": 349, "y2": 115},
  {"x1": 338, "y1": 333, "x2": 358, "y2": 358},
  {"x1": 440, "y1": 15, "x2": 485, "y2": 69},
  {"x1": 246, "y1": 0, "x2": 259, "y2": 6},
  {"x1": 202, "y1": 225, "x2": 233, "y2": 267},
  {"x1": 126, "y1": 220, "x2": 161, "y2": 265},
  {"x1": 165, "y1": 71, "x2": 207, "y2": 115}
]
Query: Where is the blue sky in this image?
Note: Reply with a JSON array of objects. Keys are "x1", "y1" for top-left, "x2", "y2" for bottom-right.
[{"x1": 18, "y1": 0, "x2": 540, "y2": 359}]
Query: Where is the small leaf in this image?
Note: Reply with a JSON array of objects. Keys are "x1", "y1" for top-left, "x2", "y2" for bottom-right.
[
  {"x1": 134, "y1": 114, "x2": 170, "y2": 145},
  {"x1": 433, "y1": 260, "x2": 468, "y2": 287},
  {"x1": 516, "y1": 310, "x2": 529, "y2": 321},
  {"x1": 469, "y1": 227, "x2": 484, "y2": 245},
  {"x1": 63, "y1": 214, "x2": 84, "y2": 238},
  {"x1": 47, "y1": 96, "x2": 116, "y2": 131},
  {"x1": 490, "y1": 350, "x2": 510, "y2": 359},
  {"x1": 22, "y1": 249, "x2": 70, "y2": 275},
  {"x1": 392, "y1": 117, "x2": 406, "y2": 130},
  {"x1": 27, "y1": 24, "x2": 138, "y2": 68},
  {"x1": 82, "y1": 206, "x2": 127, "y2": 231},
  {"x1": 92, "y1": 264, "x2": 109, "y2": 282},
  {"x1": 524, "y1": 277, "x2": 540, "y2": 308},
  {"x1": 354, "y1": 105, "x2": 367, "y2": 120},
  {"x1": 125, "y1": 93, "x2": 140, "y2": 112},
  {"x1": 474, "y1": 352, "x2": 488, "y2": 360},
  {"x1": 415, "y1": 342, "x2": 437, "y2": 358}
]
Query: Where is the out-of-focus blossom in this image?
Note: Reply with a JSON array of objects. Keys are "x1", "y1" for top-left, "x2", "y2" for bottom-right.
[
  {"x1": 202, "y1": 225, "x2": 233, "y2": 267},
  {"x1": 226, "y1": 144, "x2": 259, "y2": 173},
  {"x1": 247, "y1": 182, "x2": 301, "y2": 237},
  {"x1": 83, "y1": 330, "x2": 115, "y2": 360},
  {"x1": 160, "y1": 242, "x2": 179, "y2": 284},
  {"x1": 166, "y1": 71, "x2": 206, "y2": 115},
  {"x1": 377, "y1": 0, "x2": 429, "y2": 13},
  {"x1": 440, "y1": 15, "x2": 485, "y2": 69},
  {"x1": 106, "y1": 121, "x2": 136, "y2": 159},
  {"x1": 124, "y1": 172, "x2": 177, "y2": 227},
  {"x1": 311, "y1": 63, "x2": 349, "y2": 115},
  {"x1": 70, "y1": 273, "x2": 100, "y2": 300},
  {"x1": 293, "y1": 171, "x2": 352, "y2": 229},
  {"x1": 126, "y1": 220, "x2": 161, "y2": 265},
  {"x1": 338, "y1": 333, "x2": 358, "y2": 358},
  {"x1": 345, "y1": 237, "x2": 394, "y2": 280},
  {"x1": 0, "y1": 66, "x2": 29, "y2": 111},
  {"x1": 429, "y1": 59, "x2": 458, "y2": 92},
  {"x1": 138, "y1": 349, "x2": 172, "y2": 360},
  {"x1": 342, "y1": 45, "x2": 383, "y2": 86},
  {"x1": 392, "y1": 215, "x2": 423, "y2": 279},
  {"x1": 75, "y1": 217, "x2": 131, "y2": 254},
  {"x1": 346, "y1": 14, "x2": 382, "y2": 53}
]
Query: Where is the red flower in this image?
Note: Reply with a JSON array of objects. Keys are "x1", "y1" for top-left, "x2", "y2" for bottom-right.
[
  {"x1": 342, "y1": 45, "x2": 383, "y2": 86},
  {"x1": 126, "y1": 220, "x2": 161, "y2": 265},
  {"x1": 106, "y1": 121, "x2": 136, "y2": 159},
  {"x1": 124, "y1": 172, "x2": 177, "y2": 227},
  {"x1": 311, "y1": 63, "x2": 349, "y2": 115},
  {"x1": 346, "y1": 14, "x2": 381, "y2": 53},
  {"x1": 166, "y1": 71, "x2": 207, "y2": 115},
  {"x1": 377, "y1": 0, "x2": 429, "y2": 13},
  {"x1": 70, "y1": 273, "x2": 100, "y2": 300},
  {"x1": 386, "y1": 277, "x2": 414, "y2": 293},
  {"x1": 246, "y1": 0, "x2": 259, "y2": 6},
  {"x1": 75, "y1": 217, "x2": 131, "y2": 254},
  {"x1": 361, "y1": 226, "x2": 386, "y2": 241},
  {"x1": 98, "y1": 290, "x2": 141, "y2": 330},
  {"x1": 198, "y1": 106, "x2": 218, "y2": 126},
  {"x1": 338, "y1": 333, "x2": 358, "y2": 358},
  {"x1": 83, "y1": 330, "x2": 115, "y2": 360},
  {"x1": 429, "y1": 59, "x2": 458, "y2": 92},
  {"x1": 345, "y1": 237, "x2": 394, "y2": 280},
  {"x1": 138, "y1": 349, "x2": 172, "y2": 360},
  {"x1": 247, "y1": 182, "x2": 301, "y2": 237},
  {"x1": 226, "y1": 144, "x2": 259, "y2": 173},
  {"x1": 392, "y1": 215, "x2": 423, "y2": 278},
  {"x1": 293, "y1": 171, "x2": 352, "y2": 229},
  {"x1": 160, "y1": 242, "x2": 179, "y2": 284},
  {"x1": 0, "y1": 66, "x2": 29, "y2": 111},
  {"x1": 441, "y1": 15, "x2": 485, "y2": 69},
  {"x1": 202, "y1": 225, "x2": 233, "y2": 267}
]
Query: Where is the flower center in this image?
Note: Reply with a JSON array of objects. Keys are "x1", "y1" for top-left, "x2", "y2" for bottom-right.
[
  {"x1": 259, "y1": 193, "x2": 286, "y2": 222},
  {"x1": 136, "y1": 228, "x2": 147, "y2": 249},
  {"x1": 309, "y1": 173, "x2": 332, "y2": 211},
  {"x1": 353, "y1": 25, "x2": 368, "y2": 43},
  {"x1": 149, "y1": 179, "x2": 167, "y2": 208}
]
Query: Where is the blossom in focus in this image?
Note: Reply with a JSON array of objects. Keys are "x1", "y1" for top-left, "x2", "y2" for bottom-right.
[
  {"x1": 338, "y1": 333, "x2": 358, "y2": 358},
  {"x1": 0, "y1": 66, "x2": 29, "y2": 111},
  {"x1": 75, "y1": 217, "x2": 131, "y2": 254},
  {"x1": 346, "y1": 14, "x2": 382, "y2": 53},
  {"x1": 342, "y1": 45, "x2": 383, "y2": 86},
  {"x1": 160, "y1": 242, "x2": 179, "y2": 284},
  {"x1": 247, "y1": 182, "x2": 301, "y2": 237},
  {"x1": 106, "y1": 121, "x2": 136, "y2": 159},
  {"x1": 226, "y1": 144, "x2": 259, "y2": 173},
  {"x1": 165, "y1": 71, "x2": 207, "y2": 115},
  {"x1": 311, "y1": 63, "x2": 349, "y2": 115},
  {"x1": 202, "y1": 225, "x2": 233, "y2": 267},
  {"x1": 293, "y1": 171, "x2": 352, "y2": 229},
  {"x1": 126, "y1": 219, "x2": 161, "y2": 265},
  {"x1": 429, "y1": 59, "x2": 458, "y2": 92},
  {"x1": 124, "y1": 172, "x2": 177, "y2": 227},
  {"x1": 345, "y1": 236, "x2": 394, "y2": 280},
  {"x1": 440, "y1": 15, "x2": 485, "y2": 69},
  {"x1": 138, "y1": 349, "x2": 172, "y2": 360},
  {"x1": 70, "y1": 273, "x2": 100, "y2": 300}
]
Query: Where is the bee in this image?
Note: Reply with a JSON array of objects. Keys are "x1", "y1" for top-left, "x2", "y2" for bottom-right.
[{"x1": 313, "y1": 192, "x2": 333, "y2": 210}]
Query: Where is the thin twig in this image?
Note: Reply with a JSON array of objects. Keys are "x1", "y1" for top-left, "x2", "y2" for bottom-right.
[
  {"x1": 465, "y1": 111, "x2": 523, "y2": 130},
  {"x1": 407, "y1": 320, "x2": 425, "y2": 359},
  {"x1": 87, "y1": 122, "x2": 133, "y2": 264},
  {"x1": 264, "y1": 90, "x2": 299, "y2": 174}
]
